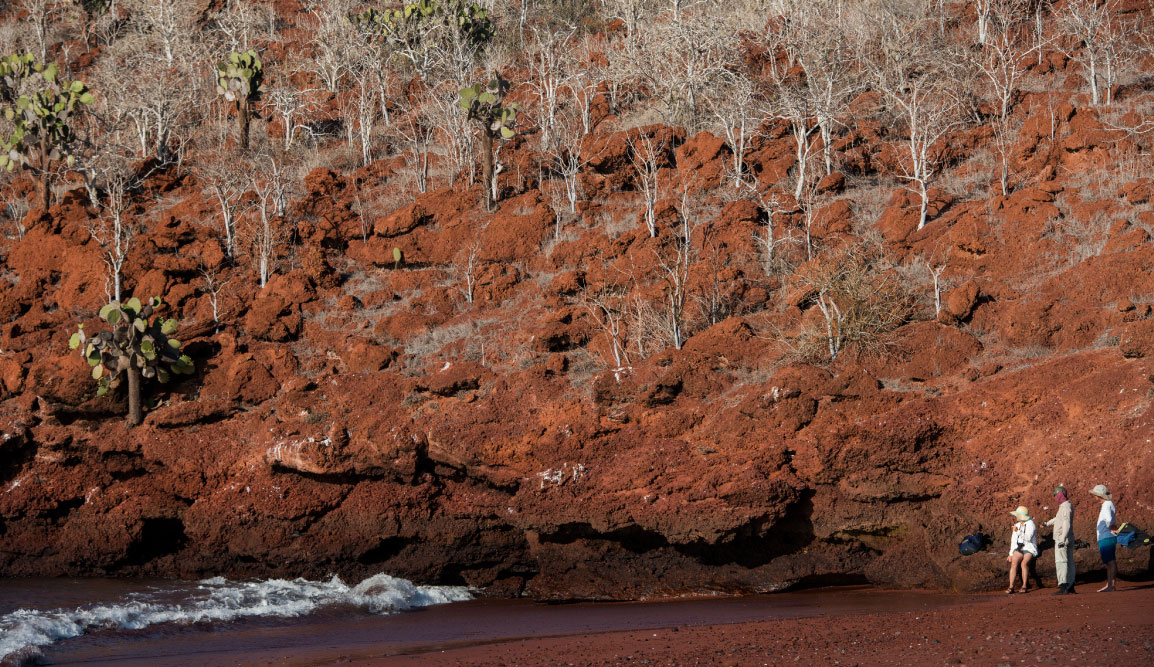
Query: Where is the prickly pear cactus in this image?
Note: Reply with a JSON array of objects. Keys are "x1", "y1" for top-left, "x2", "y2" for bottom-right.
[
  {"x1": 70, "y1": 297, "x2": 195, "y2": 425},
  {"x1": 0, "y1": 53, "x2": 94, "y2": 208},
  {"x1": 458, "y1": 77, "x2": 517, "y2": 139},
  {"x1": 445, "y1": 1, "x2": 493, "y2": 48},
  {"x1": 353, "y1": 1, "x2": 435, "y2": 39},
  {"x1": 215, "y1": 50, "x2": 263, "y2": 149},
  {"x1": 216, "y1": 50, "x2": 263, "y2": 104},
  {"x1": 459, "y1": 75, "x2": 517, "y2": 210},
  {"x1": 353, "y1": 1, "x2": 490, "y2": 53},
  {"x1": 0, "y1": 53, "x2": 38, "y2": 100}
]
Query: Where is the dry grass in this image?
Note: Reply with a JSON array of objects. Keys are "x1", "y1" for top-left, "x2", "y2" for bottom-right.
[
  {"x1": 844, "y1": 174, "x2": 896, "y2": 236},
  {"x1": 785, "y1": 242, "x2": 915, "y2": 364},
  {"x1": 402, "y1": 320, "x2": 478, "y2": 363},
  {"x1": 590, "y1": 207, "x2": 640, "y2": 240}
]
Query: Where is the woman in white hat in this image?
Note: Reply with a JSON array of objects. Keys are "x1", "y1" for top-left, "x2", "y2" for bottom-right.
[
  {"x1": 1090, "y1": 484, "x2": 1118, "y2": 592},
  {"x1": 1006, "y1": 505, "x2": 1038, "y2": 593}
]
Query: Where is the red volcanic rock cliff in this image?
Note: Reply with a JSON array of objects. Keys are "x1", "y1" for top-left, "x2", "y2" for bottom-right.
[{"x1": 1, "y1": 1, "x2": 1153, "y2": 599}]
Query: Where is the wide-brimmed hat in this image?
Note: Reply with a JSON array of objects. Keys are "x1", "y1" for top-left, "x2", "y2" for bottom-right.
[
  {"x1": 1010, "y1": 506, "x2": 1031, "y2": 521},
  {"x1": 1090, "y1": 484, "x2": 1112, "y2": 500}
]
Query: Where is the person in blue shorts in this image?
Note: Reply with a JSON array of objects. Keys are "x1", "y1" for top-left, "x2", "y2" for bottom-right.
[{"x1": 1091, "y1": 484, "x2": 1118, "y2": 592}]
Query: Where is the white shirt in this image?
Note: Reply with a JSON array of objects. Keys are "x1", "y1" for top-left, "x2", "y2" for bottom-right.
[
  {"x1": 1010, "y1": 519, "x2": 1038, "y2": 557},
  {"x1": 1097, "y1": 500, "x2": 1116, "y2": 541}
]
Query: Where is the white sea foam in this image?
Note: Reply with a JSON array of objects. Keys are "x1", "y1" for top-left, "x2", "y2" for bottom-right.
[{"x1": 0, "y1": 573, "x2": 471, "y2": 663}]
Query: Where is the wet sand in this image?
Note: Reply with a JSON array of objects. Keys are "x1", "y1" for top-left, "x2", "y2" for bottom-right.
[
  {"x1": 39, "y1": 583, "x2": 1152, "y2": 665},
  {"x1": 383, "y1": 583, "x2": 1154, "y2": 666},
  {"x1": 35, "y1": 587, "x2": 962, "y2": 665}
]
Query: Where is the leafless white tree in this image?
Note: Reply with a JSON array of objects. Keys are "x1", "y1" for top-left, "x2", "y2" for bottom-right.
[
  {"x1": 126, "y1": 0, "x2": 199, "y2": 69},
  {"x1": 582, "y1": 287, "x2": 632, "y2": 371},
  {"x1": 424, "y1": 87, "x2": 475, "y2": 188},
  {"x1": 526, "y1": 23, "x2": 576, "y2": 151},
  {"x1": 654, "y1": 181, "x2": 701, "y2": 350},
  {"x1": 627, "y1": 131, "x2": 667, "y2": 238},
  {"x1": 1097, "y1": 11, "x2": 1142, "y2": 107},
  {"x1": 566, "y1": 35, "x2": 605, "y2": 136},
  {"x1": 544, "y1": 108, "x2": 596, "y2": 226},
  {"x1": 1032, "y1": 0, "x2": 1051, "y2": 66},
  {"x1": 744, "y1": 184, "x2": 792, "y2": 277},
  {"x1": 397, "y1": 98, "x2": 437, "y2": 194},
  {"x1": 922, "y1": 256, "x2": 948, "y2": 317},
  {"x1": 639, "y1": 4, "x2": 739, "y2": 132},
  {"x1": 1, "y1": 183, "x2": 30, "y2": 240},
  {"x1": 761, "y1": 1, "x2": 860, "y2": 195},
  {"x1": 973, "y1": 0, "x2": 996, "y2": 44},
  {"x1": 19, "y1": 0, "x2": 64, "y2": 63},
  {"x1": 764, "y1": 56, "x2": 820, "y2": 202},
  {"x1": 352, "y1": 74, "x2": 378, "y2": 167},
  {"x1": 71, "y1": 0, "x2": 127, "y2": 48},
  {"x1": 100, "y1": 4, "x2": 204, "y2": 164},
  {"x1": 971, "y1": 0, "x2": 1031, "y2": 123},
  {"x1": 211, "y1": 0, "x2": 275, "y2": 52},
  {"x1": 199, "y1": 267, "x2": 229, "y2": 333},
  {"x1": 1057, "y1": 0, "x2": 1114, "y2": 106},
  {"x1": 455, "y1": 235, "x2": 483, "y2": 306},
  {"x1": 991, "y1": 115, "x2": 1022, "y2": 196},
  {"x1": 598, "y1": 0, "x2": 654, "y2": 60},
  {"x1": 305, "y1": 0, "x2": 362, "y2": 92},
  {"x1": 247, "y1": 163, "x2": 288, "y2": 288},
  {"x1": 794, "y1": 10, "x2": 861, "y2": 178},
  {"x1": 867, "y1": 7, "x2": 965, "y2": 230},
  {"x1": 265, "y1": 83, "x2": 321, "y2": 152},
  {"x1": 710, "y1": 72, "x2": 759, "y2": 189},
  {"x1": 86, "y1": 161, "x2": 139, "y2": 302},
  {"x1": 202, "y1": 161, "x2": 250, "y2": 261}
]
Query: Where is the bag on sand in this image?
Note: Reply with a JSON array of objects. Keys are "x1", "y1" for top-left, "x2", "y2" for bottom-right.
[
  {"x1": 1117, "y1": 523, "x2": 1151, "y2": 548},
  {"x1": 958, "y1": 533, "x2": 985, "y2": 556}
]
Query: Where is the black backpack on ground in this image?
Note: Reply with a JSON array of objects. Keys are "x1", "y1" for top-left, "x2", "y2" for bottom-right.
[{"x1": 958, "y1": 533, "x2": 986, "y2": 556}]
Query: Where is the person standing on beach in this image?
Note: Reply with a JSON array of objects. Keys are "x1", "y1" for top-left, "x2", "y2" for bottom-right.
[
  {"x1": 1091, "y1": 484, "x2": 1118, "y2": 592},
  {"x1": 1044, "y1": 486, "x2": 1075, "y2": 595},
  {"x1": 1006, "y1": 506, "x2": 1038, "y2": 594}
]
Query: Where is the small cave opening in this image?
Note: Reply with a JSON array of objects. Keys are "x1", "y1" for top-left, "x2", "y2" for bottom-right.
[{"x1": 122, "y1": 517, "x2": 188, "y2": 566}]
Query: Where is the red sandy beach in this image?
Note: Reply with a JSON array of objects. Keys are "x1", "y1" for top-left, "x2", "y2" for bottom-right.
[
  {"x1": 380, "y1": 585, "x2": 1154, "y2": 666},
  {"x1": 18, "y1": 579, "x2": 1154, "y2": 666}
]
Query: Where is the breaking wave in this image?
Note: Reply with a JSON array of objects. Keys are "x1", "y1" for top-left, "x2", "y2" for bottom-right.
[{"x1": 0, "y1": 573, "x2": 471, "y2": 664}]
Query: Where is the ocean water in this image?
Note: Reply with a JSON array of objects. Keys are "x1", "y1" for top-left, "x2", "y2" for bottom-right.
[
  {"x1": 0, "y1": 580, "x2": 974, "y2": 665},
  {"x1": 0, "y1": 573, "x2": 471, "y2": 665}
]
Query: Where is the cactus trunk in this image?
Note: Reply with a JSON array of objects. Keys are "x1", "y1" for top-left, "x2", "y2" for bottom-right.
[
  {"x1": 40, "y1": 171, "x2": 50, "y2": 211},
  {"x1": 238, "y1": 101, "x2": 250, "y2": 150},
  {"x1": 127, "y1": 364, "x2": 142, "y2": 426},
  {"x1": 39, "y1": 134, "x2": 50, "y2": 211},
  {"x1": 481, "y1": 130, "x2": 493, "y2": 211}
]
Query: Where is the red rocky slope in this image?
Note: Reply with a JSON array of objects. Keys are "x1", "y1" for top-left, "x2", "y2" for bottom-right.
[{"x1": 2, "y1": 51, "x2": 1153, "y2": 599}]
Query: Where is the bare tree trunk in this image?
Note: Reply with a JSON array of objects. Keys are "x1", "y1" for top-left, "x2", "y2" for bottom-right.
[
  {"x1": 917, "y1": 179, "x2": 929, "y2": 230},
  {"x1": 1088, "y1": 57, "x2": 1099, "y2": 105},
  {"x1": 481, "y1": 130, "x2": 493, "y2": 211},
  {"x1": 127, "y1": 365, "x2": 143, "y2": 426}
]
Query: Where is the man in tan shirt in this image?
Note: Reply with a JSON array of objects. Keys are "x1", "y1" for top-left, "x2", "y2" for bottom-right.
[{"x1": 1045, "y1": 485, "x2": 1075, "y2": 594}]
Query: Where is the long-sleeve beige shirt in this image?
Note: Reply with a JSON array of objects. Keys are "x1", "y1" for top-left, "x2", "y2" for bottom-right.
[{"x1": 1045, "y1": 500, "x2": 1073, "y2": 545}]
